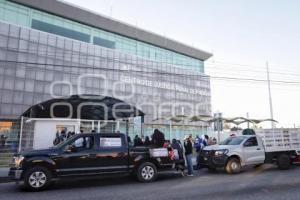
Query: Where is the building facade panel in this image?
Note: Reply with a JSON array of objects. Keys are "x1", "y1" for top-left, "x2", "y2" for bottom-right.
[
  {"x1": 9, "y1": 0, "x2": 212, "y2": 61},
  {"x1": 0, "y1": 21, "x2": 211, "y2": 122},
  {"x1": 0, "y1": 0, "x2": 213, "y2": 140},
  {"x1": 0, "y1": 0, "x2": 207, "y2": 73}
]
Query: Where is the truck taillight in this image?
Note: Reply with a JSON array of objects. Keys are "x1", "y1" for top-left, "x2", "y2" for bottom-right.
[{"x1": 293, "y1": 155, "x2": 300, "y2": 163}]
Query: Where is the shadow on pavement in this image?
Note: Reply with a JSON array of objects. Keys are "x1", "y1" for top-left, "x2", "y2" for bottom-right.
[
  {"x1": 47, "y1": 172, "x2": 183, "y2": 191},
  {"x1": 10, "y1": 164, "x2": 300, "y2": 193}
]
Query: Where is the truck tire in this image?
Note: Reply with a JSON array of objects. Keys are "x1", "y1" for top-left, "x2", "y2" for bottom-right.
[
  {"x1": 136, "y1": 162, "x2": 158, "y2": 183},
  {"x1": 226, "y1": 158, "x2": 241, "y2": 174},
  {"x1": 277, "y1": 154, "x2": 291, "y2": 170},
  {"x1": 23, "y1": 166, "x2": 52, "y2": 191}
]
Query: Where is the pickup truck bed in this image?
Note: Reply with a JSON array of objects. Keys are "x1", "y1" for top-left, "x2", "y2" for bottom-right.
[{"x1": 256, "y1": 128, "x2": 300, "y2": 154}]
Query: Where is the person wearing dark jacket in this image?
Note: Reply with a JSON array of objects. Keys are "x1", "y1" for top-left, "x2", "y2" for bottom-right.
[
  {"x1": 151, "y1": 129, "x2": 165, "y2": 147},
  {"x1": 144, "y1": 136, "x2": 151, "y2": 146},
  {"x1": 53, "y1": 131, "x2": 61, "y2": 145},
  {"x1": 134, "y1": 135, "x2": 143, "y2": 147},
  {"x1": 184, "y1": 135, "x2": 194, "y2": 176},
  {"x1": 171, "y1": 139, "x2": 185, "y2": 175},
  {"x1": 0, "y1": 135, "x2": 7, "y2": 147},
  {"x1": 67, "y1": 131, "x2": 72, "y2": 139},
  {"x1": 177, "y1": 140, "x2": 184, "y2": 159},
  {"x1": 171, "y1": 139, "x2": 183, "y2": 159},
  {"x1": 59, "y1": 130, "x2": 67, "y2": 143},
  {"x1": 127, "y1": 136, "x2": 132, "y2": 143}
]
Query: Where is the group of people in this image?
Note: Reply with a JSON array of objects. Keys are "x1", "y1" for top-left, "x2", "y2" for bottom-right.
[
  {"x1": 184, "y1": 134, "x2": 217, "y2": 176},
  {"x1": 132, "y1": 135, "x2": 151, "y2": 147},
  {"x1": 131, "y1": 129, "x2": 166, "y2": 148},
  {"x1": 131, "y1": 129, "x2": 217, "y2": 177},
  {"x1": 53, "y1": 130, "x2": 80, "y2": 145}
]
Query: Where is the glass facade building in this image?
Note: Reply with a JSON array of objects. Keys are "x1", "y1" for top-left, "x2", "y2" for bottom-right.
[
  {"x1": 0, "y1": 0, "x2": 205, "y2": 72},
  {"x1": 0, "y1": 0, "x2": 212, "y2": 139}
]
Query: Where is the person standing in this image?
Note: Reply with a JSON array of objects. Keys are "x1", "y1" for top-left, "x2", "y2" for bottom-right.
[
  {"x1": 59, "y1": 130, "x2": 67, "y2": 143},
  {"x1": 212, "y1": 137, "x2": 217, "y2": 144},
  {"x1": 134, "y1": 135, "x2": 143, "y2": 146},
  {"x1": 184, "y1": 135, "x2": 194, "y2": 176},
  {"x1": 0, "y1": 135, "x2": 7, "y2": 148},
  {"x1": 171, "y1": 139, "x2": 185, "y2": 175},
  {"x1": 67, "y1": 131, "x2": 72, "y2": 139},
  {"x1": 127, "y1": 136, "x2": 132, "y2": 143},
  {"x1": 207, "y1": 136, "x2": 214, "y2": 146},
  {"x1": 204, "y1": 135, "x2": 210, "y2": 146},
  {"x1": 177, "y1": 140, "x2": 184, "y2": 160},
  {"x1": 195, "y1": 135, "x2": 209, "y2": 169},
  {"x1": 151, "y1": 129, "x2": 165, "y2": 147},
  {"x1": 144, "y1": 136, "x2": 151, "y2": 146},
  {"x1": 194, "y1": 135, "x2": 201, "y2": 152},
  {"x1": 194, "y1": 135, "x2": 202, "y2": 169}
]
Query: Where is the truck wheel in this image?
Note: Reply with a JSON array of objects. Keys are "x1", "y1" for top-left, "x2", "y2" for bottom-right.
[
  {"x1": 277, "y1": 154, "x2": 291, "y2": 170},
  {"x1": 23, "y1": 166, "x2": 52, "y2": 191},
  {"x1": 136, "y1": 162, "x2": 158, "y2": 183},
  {"x1": 226, "y1": 158, "x2": 241, "y2": 174}
]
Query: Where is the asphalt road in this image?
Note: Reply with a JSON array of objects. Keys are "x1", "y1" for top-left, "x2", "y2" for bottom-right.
[{"x1": 1, "y1": 164, "x2": 300, "y2": 200}]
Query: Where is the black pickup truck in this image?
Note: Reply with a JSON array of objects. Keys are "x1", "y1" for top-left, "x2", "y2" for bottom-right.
[{"x1": 9, "y1": 133, "x2": 182, "y2": 191}]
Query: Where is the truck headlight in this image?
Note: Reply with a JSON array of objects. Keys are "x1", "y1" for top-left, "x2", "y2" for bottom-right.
[
  {"x1": 214, "y1": 149, "x2": 229, "y2": 156},
  {"x1": 13, "y1": 155, "x2": 24, "y2": 168}
]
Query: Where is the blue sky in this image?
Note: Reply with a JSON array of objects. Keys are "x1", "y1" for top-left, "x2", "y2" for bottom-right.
[{"x1": 65, "y1": 0, "x2": 300, "y2": 128}]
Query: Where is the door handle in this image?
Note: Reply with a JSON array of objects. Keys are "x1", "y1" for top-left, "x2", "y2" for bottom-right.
[
  {"x1": 257, "y1": 148, "x2": 261, "y2": 150},
  {"x1": 79, "y1": 154, "x2": 90, "y2": 159}
]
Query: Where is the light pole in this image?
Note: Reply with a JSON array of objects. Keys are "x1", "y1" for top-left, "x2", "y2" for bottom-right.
[
  {"x1": 246, "y1": 112, "x2": 250, "y2": 129},
  {"x1": 266, "y1": 62, "x2": 275, "y2": 129}
]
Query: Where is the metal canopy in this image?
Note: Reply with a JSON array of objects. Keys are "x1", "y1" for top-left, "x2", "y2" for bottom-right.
[
  {"x1": 152, "y1": 115, "x2": 278, "y2": 125},
  {"x1": 207, "y1": 117, "x2": 278, "y2": 125},
  {"x1": 21, "y1": 95, "x2": 145, "y2": 120}
]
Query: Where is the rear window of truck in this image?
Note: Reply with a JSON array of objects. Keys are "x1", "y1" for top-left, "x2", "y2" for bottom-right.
[{"x1": 99, "y1": 136, "x2": 122, "y2": 148}]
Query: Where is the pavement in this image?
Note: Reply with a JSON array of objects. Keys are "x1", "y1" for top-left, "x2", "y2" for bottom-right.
[
  {"x1": 0, "y1": 168, "x2": 9, "y2": 177},
  {"x1": 0, "y1": 168, "x2": 9, "y2": 183},
  {"x1": 1, "y1": 164, "x2": 300, "y2": 200}
]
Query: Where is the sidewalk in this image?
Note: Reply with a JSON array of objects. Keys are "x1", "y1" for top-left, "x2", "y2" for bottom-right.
[{"x1": 0, "y1": 167, "x2": 10, "y2": 183}]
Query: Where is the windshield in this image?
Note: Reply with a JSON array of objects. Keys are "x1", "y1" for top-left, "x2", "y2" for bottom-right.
[{"x1": 220, "y1": 136, "x2": 247, "y2": 145}]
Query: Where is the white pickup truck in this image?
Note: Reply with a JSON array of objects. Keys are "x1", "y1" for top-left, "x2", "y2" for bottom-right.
[{"x1": 199, "y1": 129, "x2": 300, "y2": 174}]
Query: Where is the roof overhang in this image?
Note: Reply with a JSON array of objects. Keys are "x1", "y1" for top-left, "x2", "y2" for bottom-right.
[
  {"x1": 21, "y1": 95, "x2": 145, "y2": 120},
  {"x1": 9, "y1": 0, "x2": 213, "y2": 61}
]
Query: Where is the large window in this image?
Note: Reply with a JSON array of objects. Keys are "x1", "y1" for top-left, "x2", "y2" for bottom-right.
[
  {"x1": 93, "y1": 36, "x2": 115, "y2": 49},
  {"x1": 0, "y1": 0, "x2": 205, "y2": 72},
  {"x1": 31, "y1": 19, "x2": 90, "y2": 43}
]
